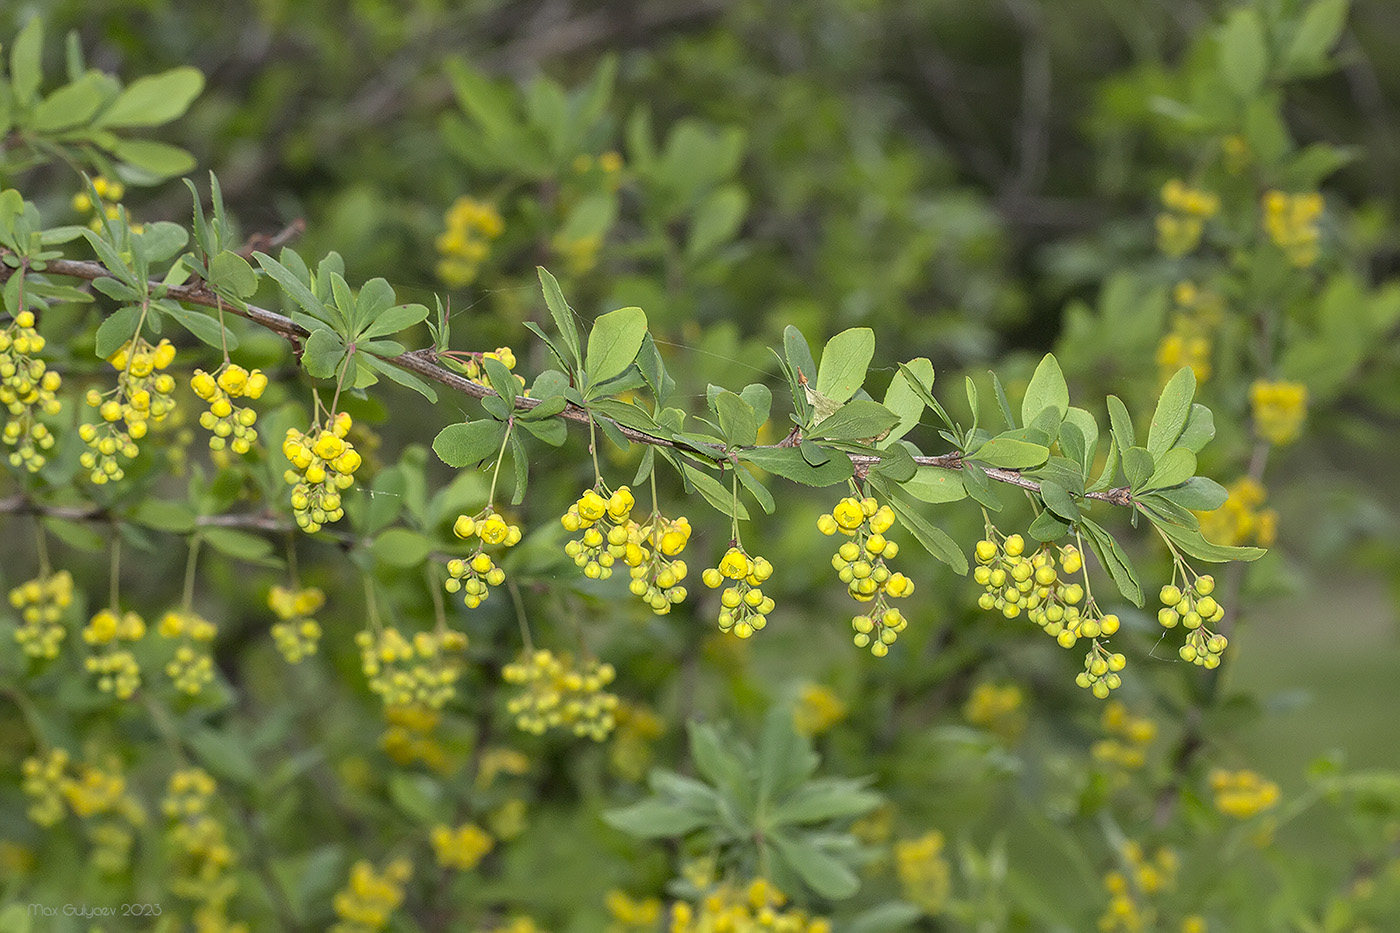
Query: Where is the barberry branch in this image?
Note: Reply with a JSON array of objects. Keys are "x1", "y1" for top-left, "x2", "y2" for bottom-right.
[{"x1": 30, "y1": 254, "x2": 1134, "y2": 507}]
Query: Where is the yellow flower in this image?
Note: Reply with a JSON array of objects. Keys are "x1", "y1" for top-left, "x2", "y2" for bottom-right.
[
  {"x1": 430, "y1": 823, "x2": 493, "y2": 871},
  {"x1": 895, "y1": 832, "x2": 951, "y2": 915},
  {"x1": 793, "y1": 683, "x2": 848, "y2": 737},
  {"x1": 1210, "y1": 769, "x2": 1281, "y2": 819},
  {"x1": 1250, "y1": 379, "x2": 1307, "y2": 445},
  {"x1": 1196, "y1": 476, "x2": 1277, "y2": 548}
]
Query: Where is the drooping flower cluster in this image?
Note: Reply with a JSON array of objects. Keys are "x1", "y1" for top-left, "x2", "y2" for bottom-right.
[
  {"x1": 282, "y1": 412, "x2": 362, "y2": 533},
  {"x1": 435, "y1": 196, "x2": 504, "y2": 287},
  {"x1": 356, "y1": 626, "x2": 469, "y2": 709},
  {"x1": 622, "y1": 512, "x2": 691, "y2": 614},
  {"x1": 1210, "y1": 768, "x2": 1282, "y2": 819},
  {"x1": 1249, "y1": 378, "x2": 1308, "y2": 446},
  {"x1": 268, "y1": 584, "x2": 325, "y2": 663},
  {"x1": 1158, "y1": 572, "x2": 1227, "y2": 669},
  {"x1": 157, "y1": 609, "x2": 218, "y2": 694},
  {"x1": 0, "y1": 309, "x2": 62, "y2": 471},
  {"x1": 331, "y1": 858, "x2": 413, "y2": 933},
  {"x1": 21, "y1": 750, "x2": 146, "y2": 873},
  {"x1": 1155, "y1": 179, "x2": 1219, "y2": 257},
  {"x1": 430, "y1": 822, "x2": 494, "y2": 871},
  {"x1": 191, "y1": 364, "x2": 267, "y2": 453},
  {"x1": 1099, "y1": 842, "x2": 1179, "y2": 933},
  {"x1": 1155, "y1": 281, "x2": 1224, "y2": 385},
  {"x1": 669, "y1": 879, "x2": 831, "y2": 933},
  {"x1": 1091, "y1": 700, "x2": 1158, "y2": 771},
  {"x1": 792, "y1": 683, "x2": 848, "y2": 737},
  {"x1": 1195, "y1": 476, "x2": 1277, "y2": 548},
  {"x1": 445, "y1": 509, "x2": 522, "y2": 608},
  {"x1": 700, "y1": 545, "x2": 774, "y2": 639},
  {"x1": 502, "y1": 649, "x2": 619, "y2": 740},
  {"x1": 604, "y1": 889, "x2": 664, "y2": 932},
  {"x1": 895, "y1": 831, "x2": 952, "y2": 916},
  {"x1": 80, "y1": 337, "x2": 177, "y2": 484},
  {"x1": 8, "y1": 569, "x2": 74, "y2": 659},
  {"x1": 82, "y1": 608, "x2": 146, "y2": 698},
  {"x1": 163, "y1": 768, "x2": 242, "y2": 927},
  {"x1": 72, "y1": 176, "x2": 129, "y2": 231},
  {"x1": 1262, "y1": 190, "x2": 1324, "y2": 267},
  {"x1": 818, "y1": 494, "x2": 912, "y2": 656},
  {"x1": 962, "y1": 681, "x2": 1026, "y2": 742},
  {"x1": 561, "y1": 485, "x2": 635, "y2": 580}
]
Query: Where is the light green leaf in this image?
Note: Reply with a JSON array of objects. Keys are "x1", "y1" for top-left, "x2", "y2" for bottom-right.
[
  {"x1": 432, "y1": 420, "x2": 506, "y2": 469},
  {"x1": 1285, "y1": 0, "x2": 1349, "y2": 74},
  {"x1": 681, "y1": 464, "x2": 749, "y2": 521},
  {"x1": 129, "y1": 499, "x2": 196, "y2": 534},
  {"x1": 900, "y1": 466, "x2": 967, "y2": 504},
  {"x1": 1060, "y1": 406, "x2": 1100, "y2": 474},
  {"x1": 107, "y1": 138, "x2": 197, "y2": 181},
  {"x1": 1122, "y1": 446, "x2": 1155, "y2": 490},
  {"x1": 301, "y1": 329, "x2": 345, "y2": 379},
  {"x1": 209, "y1": 250, "x2": 257, "y2": 299},
  {"x1": 1144, "y1": 447, "x2": 1196, "y2": 490},
  {"x1": 715, "y1": 391, "x2": 759, "y2": 447},
  {"x1": 203, "y1": 527, "x2": 277, "y2": 565},
  {"x1": 1106, "y1": 395, "x2": 1135, "y2": 451},
  {"x1": 770, "y1": 834, "x2": 860, "y2": 900},
  {"x1": 97, "y1": 66, "x2": 204, "y2": 127},
  {"x1": 971, "y1": 435, "x2": 1049, "y2": 470},
  {"x1": 815, "y1": 327, "x2": 874, "y2": 405},
  {"x1": 32, "y1": 71, "x2": 107, "y2": 131},
  {"x1": 603, "y1": 799, "x2": 712, "y2": 838},
  {"x1": 585, "y1": 306, "x2": 648, "y2": 388},
  {"x1": 372, "y1": 528, "x2": 436, "y2": 568},
  {"x1": 537, "y1": 266, "x2": 581, "y2": 367},
  {"x1": 881, "y1": 357, "x2": 933, "y2": 448},
  {"x1": 1021, "y1": 353, "x2": 1069, "y2": 428},
  {"x1": 10, "y1": 19, "x2": 44, "y2": 106},
  {"x1": 1154, "y1": 518, "x2": 1266, "y2": 563},
  {"x1": 1148, "y1": 366, "x2": 1196, "y2": 456},
  {"x1": 687, "y1": 184, "x2": 748, "y2": 260},
  {"x1": 1219, "y1": 8, "x2": 1269, "y2": 99},
  {"x1": 739, "y1": 447, "x2": 852, "y2": 487},
  {"x1": 1176, "y1": 404, "x2": 1215, "y2": 454},
  {"x1": 809, "y1": 399, "x2": 900, "y2": 443}
]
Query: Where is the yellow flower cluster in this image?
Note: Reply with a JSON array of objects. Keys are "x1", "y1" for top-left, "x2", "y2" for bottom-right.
[
  {"x1": 331, "y1": 858, "x2": 413, "y2": 933},
  {"x1": 670, "y1": 879, "x2": 831, "y2": 933},
  {"x1": 623, "y1": 513, "x2": 693, "y2": 614},
  {"x1": 895, "y1": 831, "x2": 952, "y2": 916},
  {"x1": 268, "y1": 584, "x2": 325, "y2": 663},
  {"x1": 1250, "y1": 378, "x2": 1307, "y2": 445},
  {"x1": 191, "y1": 364, "x2": 268, "y2": 454},
  {"x1": 72, "y1": 176, "x2": 129, "y2": 231},
  {"x1": 1156, "y1": 179, "x2": 1219, "y2": 257},
  {"x1": 793, "y1": 683, "x2": 848, "y2": 737},
  {"x1": 962, "y1": 682, "x2": 1025, "y2": 742},
  {"x1": 1210, "y1": 768, "x2": 1281, "y2": 819},
  {"x1": 163, "y1": 768, "x2": 240, "y2": 919},
  {"x1": 1155, "y1": 282, "x2": 1225, "y2": 385},
  {"x1": 1262, "y1": 190, "x2": 1324, "y2": 267},
  {"x1": 1099, "y1": 843, "x2": 1179, "y2": 933},
  {"x1": 21, "y1": 750, "x2": 145, "y2": 872},
  {"x1": 431, "y1": 822, "x2": 494, "y2": 871},
  {"x1": 561, "y1": 485, "x2": 636, "y2": 580},
  {"x1": 356, "y1": 626, "x2": 469, "y2": 709},
  {"x1": 502, "y1": 649, "x2": 619, "y2": 740},
  {"x1": 380, "y1": 704, "x2": 452, "y2": 773},
  {"x1": 9, "y1": 569, "x2": 74, "y2": 659},
  {"x1": 452, "y1": 346, "x2": 522, "y2": 382},
  {"x1": 446, "y1": 509, "x2": 522, "y2": 608},
  {"x1": 0, "y1": 309, "x2": 62, "y2": 471},
  {"x1": 82, "y1": 609, "x2": 146, "y2": 698},
  {"x1": 436, "y1": 197, "x2": 504, "y2": 287},
  {"x1": 1091, "y1": 700, "x2": 1158, "y2": 770},
  {"x1": 158, "y1": 609, "x2": 218, "y2": 694},
  {"x1": 20, "y1": 749, "x2": 70, "y2": 826},
  {"x1": 283, "y1": 412, "x2": 362, "y2": 532},
  {"x1": 1196, "y1": 476, "x2": 1277, "y2": 548},
  {"x1": 80, "y1": 337, "x2": 177, "y2": 484},
  {"x1": 818, "y1": 494, "x2": 912, "y2": 656},
  {"x1": 476, "y1": 746, "x2": 531, "y2": 790},
  {"x1": 1158, "y1": 572, "x2": 1228, "y2": 668},
  {"x1": 609, "y1": 702, "x2": 665, "y2": 781},
  {"x1": 605, "y1": 889, "x2": 663, "y2": 932},
  {"x1": 701, "y1": 545, "x2": 775, "y2": 639}
]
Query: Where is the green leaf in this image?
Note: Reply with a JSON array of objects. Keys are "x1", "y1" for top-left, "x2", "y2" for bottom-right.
[
  {"x1": 129, "y1": 499, "x2": 196, "y2": 534},
  {"x1": 161, "y1": 301, "x2": 238, "y2": 351},
  {"x1": 1219, "y1": 8, "x2": 1269, "y2": 99},
  {"x1": 736, "y1": 466, "x2": 774, "y2": 514},
  {"x1": 187, "y1": 726, "x2": 259, "y2": 786},
  {"x1": 537, "y1": 266, "x2": 581, "y2": 368},
  {"x1": 769, "y1": 834, "x2": 859, "y2": 900},
  {"x1": 10, "y1": 19, "x2": 44, "y2": 106},
  {"x1": 1154, "y1": 518, "x2": 1266, "y2": 563},
  {"x1": 603, "y1": 799, "x2": 712, "y2": 838},
  {"x1": 32, "y1": 71, "x2": 107, "y2": 131},
  {"x1": 371, "y1": 528, "x2": 435, "y2": 568},
  {"x1": 97, "y1": 66, "x2": 204, "y2": 127},
  {"x1": 715, "y1": 391, "x2": 758, "y2": 447},
  {"x1": 363, "y1": 354, "x2": 438, "y2": 403},
  {"x1": 1285, "y1": 0, "x2": 1348, "y2": 74},
  {"x1": 209, "y1": 250, "x2": 257, "y2": 299},
  {"x1": 681, "y1": 465, "x2": 749, "y2": 521},
  {"x1": 771, "y1": 778, "x2": 881, "y2": 825},
  {"x1": 585, "y1": 306, "x2": 648, "y2": 389},
  {"x1": 687, "y1": 184, "x2": 748, "y2": 260},
  {"x1": 1021, "y1": 353, "x2": 1069, "y2": 428},
  {"x1": 1028, "y1": 508, "x2": 1071, "y2": 542},
  {"x1": 757, "y1": 706, "x2": 816, "y2": 803},
  {"x1": 739, "y1": 447, "x2": 852, "y2": 487},
  {"x1": 432, "y1": 420, "x2": 506, "y2": 469},
  {"x1": 1143, "y1": 447, "x2": 1196, "y2": 491},
  {"x1": 481, "y1": 356, "x2": 520, "y2": 409},
  {"x1": 784, "y1": 325, "x2": 818, "y2": 384},
  {"x1": 1122, "y1": 446, "x2": 1155, "y2": 490},
  {"x1": 520, "y1": 417, "x2": 567, "y2": 447},
  {"x1": 1148, "y1": 366, "x2": 1196, "y2": 456},
  {"x1": 900, "y1": 466, "x2": 967, "y2": 504},
  {"x1": 1106, "y1": 395, "x2": 1135, "y2": 451},
  {"x1": 871, "y1": 444, "x2": 916, "y2": 482},
  {"x1": 874, "y1": 480, "x2": 968, "y2": 574},
  {"x1": 808, "y1": 399, "x2": 900, "y2": 443},
  {"x1": 301, "y1": 329, "x2": 345, "y2": 379},
  {"x1": 1158, "y1": 476, "x2": 1228, "y2": 512},
  {"x1": 687, "y1": 721, "x2": 748, "y2": 795},
  {"x1": 255, "y1": 250, "x2": 327, "y2": 322},
  {"x1": 1080, "y1": 519, "x2": 1143, "y2": 607},
  {"x1": 1060, "y1": 406, "x2": 1100, "y2": 475},
  {"x1": 203, "y1": 527, "x2": 277, "y2": 565},
  {"x1": 362, "y1": 302, "x2": 428, "y2": 340},
  {"x1": 95, "y1": 305, "x2": 143, "y2": 359},
  {"x1": 815, "y1": 327, "x2": 875, "y2": 405},
  {"x1": 881, "y1": 357, "x2": 933, "y2": 447},
  {"x1": 107, "y1": 138, "x2": 197, "y2": 181},
  {"x1": 1176, "y1": 404, "x2": 1216, "y2": 454},
  {"x1": 971, "y1": 435, "x2": 1049, "y2": 470},
  {"x1": 1038, "y1": 480, "x2": 1079, "y2": 521}
]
